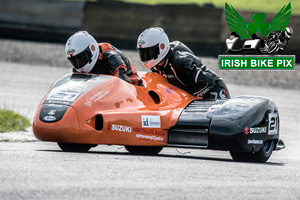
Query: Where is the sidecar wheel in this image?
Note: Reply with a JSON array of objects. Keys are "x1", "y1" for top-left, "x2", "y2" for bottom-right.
[
  {"x1": 58, "y1": 143, "x2": 96, "y2": 152},
  {"x1": 125, "y1": 146, "x2": 163, "y2": 155},
  {"x1": 230, "y1": 140, "x2": 275, "y2": 163}
]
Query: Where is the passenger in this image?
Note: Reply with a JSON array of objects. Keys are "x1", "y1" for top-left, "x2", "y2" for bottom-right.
[
  {"x1": 137, "y1": 27, "x2": 230, "y2": 99},
  {"x1": 65, "y1": 31, "x2": 144, "y2": 86}
]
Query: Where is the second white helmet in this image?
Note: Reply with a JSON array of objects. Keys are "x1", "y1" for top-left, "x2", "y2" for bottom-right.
[
  {"x1": 285, "y1": 27, "x2": 293, "y2": 39},
  {"x1": 65, "y1": 31, "x2": 99, "y2": 73},
  {"x1": 137, "y1": 27, "x2": 170, "y2": 69}
]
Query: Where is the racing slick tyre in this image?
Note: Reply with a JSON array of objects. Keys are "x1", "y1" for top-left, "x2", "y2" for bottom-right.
[
  {"x1": 57, "y1": 143, "x2": 97, "y2": 152},
  {"x1": 124, "y1": 146, "x2": 163, "y2": 155},
  {"x1": 230, "y1": 140, "x2": 275, "y2": 163}
]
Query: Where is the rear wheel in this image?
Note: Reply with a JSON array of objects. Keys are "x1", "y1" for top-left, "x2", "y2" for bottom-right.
[
  {"x1": 57, "y1": 143, "x2": 96, "y2": 152},
  {"x1": 124, "y1": 146, "x2": 163, "y2": 155},
  {"x1": 230, "y1": 140, "x2": 275, "y2": 163}
]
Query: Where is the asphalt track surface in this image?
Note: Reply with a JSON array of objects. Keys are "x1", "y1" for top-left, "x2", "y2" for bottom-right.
[{"x1": 1, "y1": 60, "x2": 300, "y2": 199}]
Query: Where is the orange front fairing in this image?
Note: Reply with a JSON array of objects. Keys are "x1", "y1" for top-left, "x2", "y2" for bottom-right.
[{"x1": 33, "y1": 72, "x2": 200, "y2": 146}]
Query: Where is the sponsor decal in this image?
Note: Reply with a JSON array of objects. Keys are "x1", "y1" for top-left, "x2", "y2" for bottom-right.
[
  {"x1": 107, "y1": 123, "x2": 132, "y2": 133},
  {"x1": 43, "y1": 116, "x2": 56, "y2": 122},
  {"x1": 250, "y1": 127, "x2": 267, "y2": 134},
  {"x1": 47, "y1": 92, "x2": 80, "y2": 102},
  {"x1": 91, "y1": 44, "x2": 95, "y2": 51},
  {"x1": 84, "y1": 100, "x2": 92, "y2": 107},
  {"x1": 248, "y1": 139, "x2": 263, "y2": 145},
  {"x1": 245, "y1": 127, "x2": 249, "y2": 135},
  {"x1": 67, "y1": 49, "x2": 75, "y2": 56},
  {"x1": 43, "y1": 74, "x2": 111, "y2": 106},
  {"x1": 245, "y1": 126, "x2": 267, "y2": 135},
  {"x1": 136, "y1": 134, "x2": 163, "y2": 141},
  {"x1": 142, "y1": 115, "x2": 161, "y2": 128},
  {"x1": 132, "y1": 127, "x2": 165, "y2": 137},
  {"x1": 197, "y1": 87, "x2": 211, "y2": 97},
  {"x1": 48, "y1": 110, "x2": 56, "y2": 115},
  {"x1": 268, "y1": 113, "x2": 279, "y2": 135},
  {"x1": 46, "y1": 100, "x2": 72, "y2": 106},
  {"x1": 219, "y1": 89, "x2": 229, "y2": 99},
  {"x1": 84, "y1": 91, "x2": 109, "y2": 107},
  {"x1": 138, "y1": 40, "x2": 145, "y2": 45},
  {"x1": 94, "y1": 91, "x2": 109, "y2": 101},
  {"x1": 107, "y1": 123, "x2": 112, "y2": 131},
  {"x1": 163, "y1": 74, "x2": 176, "y2": 79}
]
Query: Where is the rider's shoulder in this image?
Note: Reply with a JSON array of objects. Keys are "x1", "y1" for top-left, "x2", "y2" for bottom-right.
[{"x1": 170, "y1": 41, "x2": 195, "y2": 55}]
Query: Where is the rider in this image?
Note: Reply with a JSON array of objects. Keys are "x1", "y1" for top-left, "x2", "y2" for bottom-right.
[
  {"x1": 65, "y1": 31, "x2": 144, "y2": 86},
  {"x1": 137, "y1": 27, "x2": 230, "y2": 99},
  {"x1": 260, "y1": 27, "x2": 293, "y2": 54}
]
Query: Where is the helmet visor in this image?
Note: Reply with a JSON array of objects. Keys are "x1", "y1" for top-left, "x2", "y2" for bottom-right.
[
  {"x1": 138, "y1": 44, "x2": 160, "y2": 62},
  {"x1": 68, "y1": 46, "x2": 93, "y2": 70}
]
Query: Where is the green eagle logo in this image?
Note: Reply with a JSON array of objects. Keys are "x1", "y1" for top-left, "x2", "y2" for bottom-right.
[{"x1": 225, "y1": 2, "x2": 291, "y2": 39}]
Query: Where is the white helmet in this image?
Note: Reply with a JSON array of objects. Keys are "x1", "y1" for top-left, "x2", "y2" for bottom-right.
[
  {"x1": 285, "y1": 27, "x2": 293, "y2": 39},
  {"x1": 65, "y1": 31, "x2": 99, "y2": 73},
  {"x1": 137, "y1": 27, "x2": 170, "y2": 69}
]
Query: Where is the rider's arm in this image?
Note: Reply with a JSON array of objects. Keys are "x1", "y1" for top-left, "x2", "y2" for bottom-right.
[
  {"x1": 106, "y1": 52, "x2": 131, "y2": 83},
  {"x1": 176, "y1": 52, "x2": 215, "y2": 89}
]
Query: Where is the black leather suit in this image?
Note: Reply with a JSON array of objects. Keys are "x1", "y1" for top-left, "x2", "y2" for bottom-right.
[{"x1": 152, "y1": 41, "x2": 230, "y2": 99}]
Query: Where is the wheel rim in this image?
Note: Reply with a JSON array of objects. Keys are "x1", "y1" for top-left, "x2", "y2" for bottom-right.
[{"x1": 264, "y1": 140, "x2": 275, "y2": 155}]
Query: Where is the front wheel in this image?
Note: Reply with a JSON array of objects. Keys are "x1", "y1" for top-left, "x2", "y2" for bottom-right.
[
  {"x1": 230, "y1": 140, "x2": 275, "y2": 163},
  {"x1": 124, "y1": 146, "x2": 163, "y2": 155},
  {"x1": 57, "y1": 143, "x2": 97, "y2": 152}
]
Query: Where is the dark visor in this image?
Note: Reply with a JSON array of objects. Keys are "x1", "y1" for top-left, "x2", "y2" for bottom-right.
[
  {"x1": 138, "y1": 44, "x2": 160, "y2": 62},
  {"x1": 68, "y1": 46, "x2": 93, "y2": 70}
]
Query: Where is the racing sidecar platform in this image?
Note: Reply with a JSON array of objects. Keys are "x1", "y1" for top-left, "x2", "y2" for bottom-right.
[{"x1": 33, "y1": 72, "x2": 284, "y2": 162}]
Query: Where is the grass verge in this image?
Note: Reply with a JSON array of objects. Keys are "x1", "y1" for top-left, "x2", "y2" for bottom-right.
[
  {"x1": 0, "y1": 109, "x2": 31, "y2": 133},
  {"x1": 120, "y1": 0, "x2": 300, "y2": 15}
]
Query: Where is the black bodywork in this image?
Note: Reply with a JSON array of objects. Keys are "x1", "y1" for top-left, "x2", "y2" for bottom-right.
[{"x1": 168, "y1": 96, "x2": 280, "y2": 153}]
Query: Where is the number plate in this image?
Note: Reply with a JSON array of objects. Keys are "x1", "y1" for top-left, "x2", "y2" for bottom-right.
[{"x1": 268, "y1": 113, "x2": 278, "y2": 135}]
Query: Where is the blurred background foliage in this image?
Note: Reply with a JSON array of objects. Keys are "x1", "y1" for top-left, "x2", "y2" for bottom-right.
[{"x1": 120, "y1": 0, "x2": 299, "y2": 15}]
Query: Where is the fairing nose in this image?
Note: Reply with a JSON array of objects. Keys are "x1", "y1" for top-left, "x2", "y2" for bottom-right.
[
  {"x1": 33, "y1": 105, "x2": 80, "y2": 143},
  {"x1": 39, "y1": 104, "x2": 70, "y2": 123}
]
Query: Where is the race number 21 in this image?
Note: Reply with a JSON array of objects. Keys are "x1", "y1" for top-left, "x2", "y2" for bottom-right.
[{"x1": 268, "y1": 113, "x2": 278, "y2": 135}]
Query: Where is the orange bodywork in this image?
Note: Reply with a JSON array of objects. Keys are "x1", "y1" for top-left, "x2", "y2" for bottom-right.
[{"x1": 33, "y1": 72, "x2": 200, "y2": 146}]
